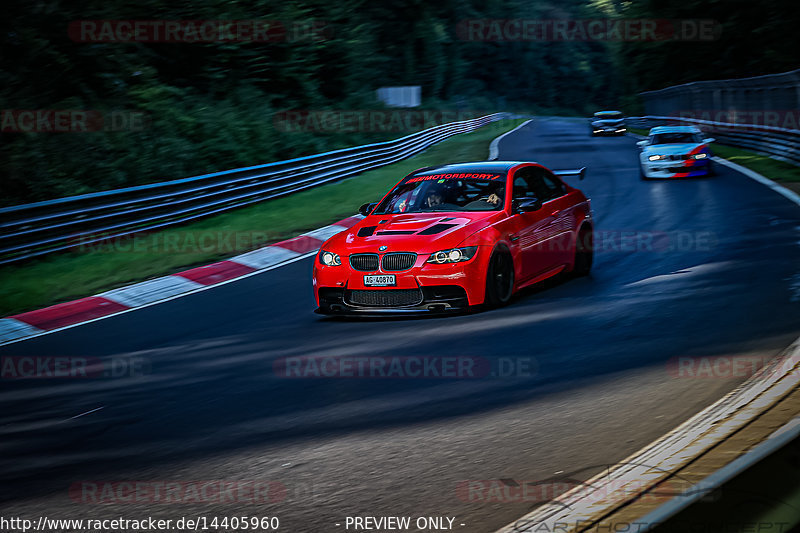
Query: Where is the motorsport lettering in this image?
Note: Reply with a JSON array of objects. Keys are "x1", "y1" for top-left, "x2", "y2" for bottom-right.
[{"x1": 406, "y1": 173, "x2": 501, "y2": 183}]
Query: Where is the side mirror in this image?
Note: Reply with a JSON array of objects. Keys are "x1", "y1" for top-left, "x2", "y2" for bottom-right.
[
  {"x1": 359, "y1": 202, "x2": 378, "y2": 216},
  {"x1": 703, "y1": 138, "x2": 716, "y2": 144},
  {"x1": 514, "y1": 198, "x2": 542, "y2": 214},
  {"x1": 636, "y1": 140, "x2": 648, "y2": 147}
]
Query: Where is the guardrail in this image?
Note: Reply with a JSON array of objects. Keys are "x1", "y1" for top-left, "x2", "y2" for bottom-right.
[
  {"x1": 627, "y1": 115, "x2": 800, "y2": 166},
  {"x1": 0, "y1": 113, "x2": 508, "y2": 265}
]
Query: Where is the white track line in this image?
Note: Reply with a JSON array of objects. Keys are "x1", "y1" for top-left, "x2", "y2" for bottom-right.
[
  {"x1": 489, "y1": 119, "x2": 532, "y2": 160},
  {"x1": 713, "y1": 156, "x2": 800, "y2": 206}
]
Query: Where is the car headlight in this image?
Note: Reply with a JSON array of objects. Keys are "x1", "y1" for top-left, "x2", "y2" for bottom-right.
[
  {"x1": 319, "y1": 250, "x2": 341, "y2": 266},
  {"x1": 648, "y1": 154, "x2": 667, "y2": 161},
  {"x1": 426, "y1": 246, "x2": 479, "y2": 264},
  {"x1": 691, "y1": 153, "x2": 708, "y2": 159}
]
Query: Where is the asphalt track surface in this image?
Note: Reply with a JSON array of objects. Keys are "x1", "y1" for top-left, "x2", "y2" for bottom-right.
[{"x1": 1, "y1": 118, "x2": 799, "y2": 532}]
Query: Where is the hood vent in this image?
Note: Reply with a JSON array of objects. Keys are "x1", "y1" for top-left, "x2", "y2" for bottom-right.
[
  {"x1": 418, "y1": 223, "x2": 458, "y2": 236},
  {"x1": 377, "y1": 230, "x2": 415, "y2": 236},
  {"x1": 357, "y1": 226, "x2": 377, "y2": 237}
]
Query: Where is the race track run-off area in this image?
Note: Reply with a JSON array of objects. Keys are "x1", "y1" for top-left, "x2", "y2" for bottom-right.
[{"x1": 1, "y1": 117, "x2": 799, "y2": 532}]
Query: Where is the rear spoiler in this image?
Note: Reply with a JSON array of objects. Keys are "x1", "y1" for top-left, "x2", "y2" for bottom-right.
[{"x1": 553, "y1": 167, "x2": 587, "y2": 181}]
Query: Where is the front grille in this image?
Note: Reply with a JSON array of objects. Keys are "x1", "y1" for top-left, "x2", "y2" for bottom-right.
[
  {"x1": 381, "y1": 253, "x2": 417, "y2": 272},
  {"x1": 350, "y1": 253, "x2": 379, "y2": 271},
  {"x1": 347, "y1": 289, "x2": 423, "y2": 307},
  {"x1": 668, "y1": 154, "x2": 690, "y2": 161}
]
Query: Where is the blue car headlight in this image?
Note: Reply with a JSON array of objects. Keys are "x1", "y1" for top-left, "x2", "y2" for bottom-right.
[{"x1": 691, "y1": 153, "x2": 708, "y2": 159}]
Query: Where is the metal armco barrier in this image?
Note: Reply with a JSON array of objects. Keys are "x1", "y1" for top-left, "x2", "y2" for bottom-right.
[
  {"x1": 634, "y1": 68, "x2": 800, "y2": 165},
  {"x1": 0, "y1": 113, "x2": 508, "y2": 265},
  {"x1": 639, "y1": 69, "x2": 800, "y2": 118}
]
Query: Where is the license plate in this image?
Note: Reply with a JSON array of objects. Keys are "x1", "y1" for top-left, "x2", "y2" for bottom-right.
[{"x1": 364, "y1": 275, "x2": 396, "y2": 287}]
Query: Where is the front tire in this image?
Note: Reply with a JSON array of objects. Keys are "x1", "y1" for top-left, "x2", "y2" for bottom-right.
[{"x1": 484, "y1": 249, "x2": 514, "y2": 308}]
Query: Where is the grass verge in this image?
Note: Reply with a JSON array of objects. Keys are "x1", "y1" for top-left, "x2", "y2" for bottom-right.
[
  {"x1": 710, "y1": 144, "x2": 800, "y2": 185},
  {"x1": 0, "y1": 119, "x2": 526, "y2": 317}
]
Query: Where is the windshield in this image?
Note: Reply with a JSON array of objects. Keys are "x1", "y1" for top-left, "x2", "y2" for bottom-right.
[
  {"x1": 651, "y1": 132, "x2": 702, "y2": 144},
  {"x1": 594, "y1": 112, "x2": 623, "y2": 120},
  {"x1": 374, "y1": 173, "x2": 506, "y2": 214}
]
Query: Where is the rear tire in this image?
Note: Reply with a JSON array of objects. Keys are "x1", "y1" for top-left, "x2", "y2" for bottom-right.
[
  {"x1": 573, "y1": 227, "x2": 593, "y2": 276},
  {"x1": 485, "y1": 249, "x2": 514, "y2": 308}
]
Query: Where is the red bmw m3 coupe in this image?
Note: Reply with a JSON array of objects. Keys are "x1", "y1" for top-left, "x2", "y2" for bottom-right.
[{"x1": 313, "y1": 161, "x2": 592, "y2": 315}]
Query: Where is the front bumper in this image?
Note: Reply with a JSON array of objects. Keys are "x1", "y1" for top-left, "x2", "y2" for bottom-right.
[
  {"x1": 315, "y1": 286, "x2": 470, "y2": 315},
  {"x1": 641, "y1": 157, "x2": 712, "y2": 178},
  {"x1": 592, "y1": 127, "x2": 626, "y2": 135},
  {"x1": 313, "y1": 248, "x2": 490, "y2": 315}
]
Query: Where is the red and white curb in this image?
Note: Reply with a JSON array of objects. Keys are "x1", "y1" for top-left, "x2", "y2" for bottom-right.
[{"x1": 0, "y1": 215, "x2": 364, "y2": 346}]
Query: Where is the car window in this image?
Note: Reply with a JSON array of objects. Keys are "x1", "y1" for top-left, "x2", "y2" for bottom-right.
[
  {"x1": 651, "y1": 132, "x2": 701, "y2": 144},
  {"x1": 374, "y1": 174, "x2": 506, "y2": 214},
  {"x1": 513, "y1": 168, "x2": 565, "y2": 202},
  {"x1": 539, "y1": 172, "x2": 566, "y2": 200},
  {"x1": 512, "y1": 169, "x2": 538, "y2": 200},
  {"x1": 594, "y1": 112, "x2": 623, "y2": 120}
]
